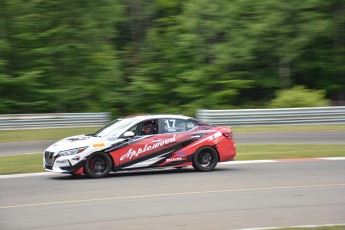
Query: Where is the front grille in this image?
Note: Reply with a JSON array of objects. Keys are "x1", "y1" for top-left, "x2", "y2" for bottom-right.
[
  {"x1": 44, "y1": 151, "x2": 55, "y2": 166},
  {"x1": 45, "y1": 165, "x2": 53, "y2": 170}
]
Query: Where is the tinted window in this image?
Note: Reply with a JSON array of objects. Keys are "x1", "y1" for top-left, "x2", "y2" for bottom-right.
[
  {"x1": 186, "y1": 120, "x2": 197, "y2": 130},
  {"x1": 139, "y1": 119, "x2": 159, "y2": 135},
  {"x1": 163, "y1": 119, "x2": 188, "y2": 133}
]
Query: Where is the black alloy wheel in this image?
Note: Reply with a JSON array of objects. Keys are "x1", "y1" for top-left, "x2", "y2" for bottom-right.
[
  {"x1": 84, "y1": 152, "x2": 112, "y2": 178},
  {"x1": 192, "y1": 147, "x2": 219, "y2": 172}
]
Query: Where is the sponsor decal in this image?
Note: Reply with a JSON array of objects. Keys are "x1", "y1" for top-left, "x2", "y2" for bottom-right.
[
  {"x1": 166, "y1": 157, "x2": 186, "y2": 162},
  {"x1": 56, "y1": 159, "x2": 68, "y2": 164},
  {"x1": 192, "y1": 130, "x2": 214, "y2": 134},
  {"x1": 177, "y1": 151, "x2": 187, "y2": 157},
  {"x1": 68, "y1": 136, "x2": 89, "y2": 142},
  {"x1": 208, "y1": 132, "x2": 222, "y2": 140},
  {"x1": 72, "y1": 156, "x2": 80, "y2": 161},
  {"x1": 93, "y1": 143, "x2": 105, "y2": 148},
  {"x1": 120, "y1": 134, "x2": 176, "y2": 161}
]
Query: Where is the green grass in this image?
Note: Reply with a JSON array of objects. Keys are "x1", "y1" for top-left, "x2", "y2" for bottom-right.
[
  {"x1": 236, "y1": 144, "x2": 345, "y2": 160},
  {"x1": 0, "y1": 127, "x2": 99, "y2": 143},
  {"x1": 1, "y1": 144, "x2": 345, "y2": 175},
  {"x1": 0, "y1": 153, "x2": 44, "y2": 174},
  {"x1": 1, "y1": 124, "x2": 344, "y2": 143},
  {"x1": 232, "y1": 124, "x2": 345, "y2": 132}
]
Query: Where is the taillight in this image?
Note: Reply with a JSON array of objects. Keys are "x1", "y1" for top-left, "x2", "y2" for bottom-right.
[{"x1": 222, "y1": 132, "x2": 233, "y2": 139}]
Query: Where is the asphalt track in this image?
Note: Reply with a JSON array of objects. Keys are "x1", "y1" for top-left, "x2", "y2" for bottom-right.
[
  {"x1": 1, "y1": 160, "x2": 345, "y2": 230},
  {"x1": 0, "y1": 130, "x2": 344, "y2": 156}
]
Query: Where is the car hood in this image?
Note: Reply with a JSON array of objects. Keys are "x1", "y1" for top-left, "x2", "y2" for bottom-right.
[{"x1": 45, "y1": 135, "x2": 104, "y2": 152}]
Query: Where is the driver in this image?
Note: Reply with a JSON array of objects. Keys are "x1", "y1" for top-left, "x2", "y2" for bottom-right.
[{"x1": 141, "y1": 120, "x2": 158, "y2": 135}]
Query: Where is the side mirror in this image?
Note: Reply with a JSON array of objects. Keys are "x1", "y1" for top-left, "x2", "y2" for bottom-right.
[{"x1": 123, "y1": 131, "x2": 135, "y2": 138}]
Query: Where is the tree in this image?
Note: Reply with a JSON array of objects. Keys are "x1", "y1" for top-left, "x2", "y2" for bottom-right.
[
  {"x1": 293, "y1": 0, "x2": 345, "y2": 103},
  {"x1": 125, "y1": 0, "x2": 255, "y2": 115},
  {"x1": 1, "y1": 0, "x2": 343, "y2": 115},
  {"x1": 0, "y1": 0, "x2": 125, "y2": 113}
]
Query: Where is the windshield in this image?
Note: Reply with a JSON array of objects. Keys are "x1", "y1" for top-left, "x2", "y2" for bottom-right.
[{"x1": 90, "y1": 117, "x2": 138, "y2": 137}]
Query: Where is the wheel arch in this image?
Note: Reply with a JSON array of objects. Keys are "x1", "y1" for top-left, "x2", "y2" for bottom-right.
[{"x1": 105, "y1": 152, "x2": 115, "y2": 171}]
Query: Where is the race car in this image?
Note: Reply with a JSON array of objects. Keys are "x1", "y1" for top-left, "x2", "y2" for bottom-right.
[{"x1": 43, "y1": 114, "x2": 236, "y2": 178}]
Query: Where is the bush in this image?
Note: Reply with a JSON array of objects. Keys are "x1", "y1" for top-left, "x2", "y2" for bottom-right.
[{"x1": 269, "y1": 86, "x2": 330, "y2": 108}]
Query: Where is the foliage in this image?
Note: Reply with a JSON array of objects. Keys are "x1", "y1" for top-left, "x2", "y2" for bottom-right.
[
  {"x1": 1, "y1": 0, "x2": 124, "y2": 113},
  {"x1": 0, "y1": 0, "x2": 344, "y2": 115},
  {"x1": 269, "y1": 86, "x2": 330, "y2": 108}
]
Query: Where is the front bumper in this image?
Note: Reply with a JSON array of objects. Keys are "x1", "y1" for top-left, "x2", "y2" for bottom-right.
[{"x1": 44, "y1": 151, "x2": 85, "y2": 174}]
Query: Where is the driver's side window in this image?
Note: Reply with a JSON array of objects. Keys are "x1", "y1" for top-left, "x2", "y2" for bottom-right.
[
  {"x1": 139, "y1": 119, "x2": 159, "y2": 135},
  {"x1": 127, "y1": 119, "x2": 159, "y2": 136}
]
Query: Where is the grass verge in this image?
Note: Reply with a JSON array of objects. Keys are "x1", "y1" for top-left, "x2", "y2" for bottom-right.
[
  {"x1": 1, "y1": 144, "x2": 344, "y2": 175},
  {"x1": 0, "y1": 127, "x2": 99, "y2": 143},
  {"x1": 0, "y1": 153, "x2": 45, "y2": 175},
  {"x1": 232, "y1": 124, "x2": 345, "y2": 133},
  {"x1": 236, "y1": 144, "x2": 345, "y2": 160}
]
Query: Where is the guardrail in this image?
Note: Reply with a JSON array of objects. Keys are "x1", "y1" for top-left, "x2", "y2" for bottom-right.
[
  {"x1": 196, "y1": 106, "x2": 345, "y2": 126},
  {"x1": 2, "y1": 107, "x2": 345, "y2": 130},
  {"x1": 0, "y1": 112, "x2": 111, "y2": 130}
]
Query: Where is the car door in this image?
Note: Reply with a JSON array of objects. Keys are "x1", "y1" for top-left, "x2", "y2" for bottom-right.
[
  {"x1": 113, "y1": 119, "x2": 178, "y2": 169},
  {"x1": 159, "y1": 118, "x2": 198, "y2": 163}
]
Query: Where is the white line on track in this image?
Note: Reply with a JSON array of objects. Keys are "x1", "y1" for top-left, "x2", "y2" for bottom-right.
[
  {"x1": 221, "y1": 160, "x2": 276, "y2": 164},
  {"x1": 1, "y1": 183, "x2": 345, "y2": 209},
  {"x1": 0, "y1": 172, "x2": 51, "y2": 179},
  {"x1": 238, "y1": 223, "x2": 345, "y2": 230},
  {"x1": 319, "y1": 157, "x2": 345, "y2": 161},
  {"x1": 1, "y1": 157, "x2": 345, "y2": 179}
]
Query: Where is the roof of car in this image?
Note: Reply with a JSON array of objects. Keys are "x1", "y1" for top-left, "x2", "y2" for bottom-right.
[{"x1": 123, "y1": 114, "x2": 193, "y2": 120}]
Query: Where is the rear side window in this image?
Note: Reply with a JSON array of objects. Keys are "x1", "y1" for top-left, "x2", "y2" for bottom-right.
[
  {"x1": 163, "y1": 119, "x2": 187, "y2": 133},
  {"x1": 186, "y1": 121, "x2": 197, "y2": 130},
  {"x1": 162, "y1": 118, "x2": 207, "y2": 133}
]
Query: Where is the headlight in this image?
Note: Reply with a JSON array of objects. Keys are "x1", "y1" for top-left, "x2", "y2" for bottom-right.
[{"x1": 58, "y1": 147, "x2": 88, "y2": 156}]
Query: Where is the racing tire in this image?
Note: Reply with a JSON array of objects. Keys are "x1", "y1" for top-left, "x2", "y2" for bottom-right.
[
  {"x1": 84, "y1": 152, "x2": 112, "y2": 178},
  {"x1": 192, "y1": 147, "x2": 219, "y2": 172}
]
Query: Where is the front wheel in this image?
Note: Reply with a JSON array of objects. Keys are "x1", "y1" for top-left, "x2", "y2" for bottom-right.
[
  {"x1": 84, "y1": 152, "x2": 112, "y2": 178},
  {"x1": 192, "y1": 147, "x2": 219, "y2": 172}
]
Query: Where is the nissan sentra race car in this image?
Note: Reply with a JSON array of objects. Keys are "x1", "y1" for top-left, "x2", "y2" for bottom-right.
[{"x1": 44, "y1": 114, "x2": 236, "y2": 178}]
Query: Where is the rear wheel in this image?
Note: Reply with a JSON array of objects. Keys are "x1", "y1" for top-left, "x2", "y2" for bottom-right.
[
  {"x1": 84, "y1": 152, "x2": 112, "y2": 178},
  {"x1": 192, "y1": 147, "x2": 218, "y2": 172}
]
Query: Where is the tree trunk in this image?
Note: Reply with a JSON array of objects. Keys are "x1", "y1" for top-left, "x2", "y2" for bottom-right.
[{"x1": 279, "y1": 59, "x2": 290, "y2": 89}]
